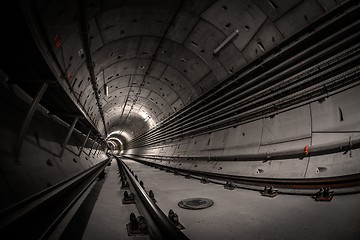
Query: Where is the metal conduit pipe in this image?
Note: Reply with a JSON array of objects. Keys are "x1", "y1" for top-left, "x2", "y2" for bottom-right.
[
  {"x1": 142, "y1": 73, "x2": 360, "y2": 148},
  {"x1": 126, "y1": 134, "x2": 360, "y2": 162},
  {"x1": 129, "y1": 5, "x2": 360, "y2": 148},
  {"x1": 131, "y1": 69, "x2": 360, "y2": 148},
  {"x1": 168, "y1": 54, "x2": 360, "y2": 137},
  {"x1": 131, "y1": 22, "x2": 360, "y2": 146},
  {"x1": 165, "y1": 30, "x2": 360, "y2": 132},
  {"x1": 134, "y1": 34, "x2": 358, "y2": 145},
  {"x1": 233, "y1": 42, "x2": 360, "y2": 106},
  {"x1": 152, "y1": 22, "x2": 359, "y2": 138},
  {"x1": 133, "y1": 80, "x2": 359, "y2": 148},
  {"x1": 131, "y1": 58, "x2": 359, "y2": 147},
  {"x1": 133, "y1": 44, "x2": 360, "y2": 146},
  {"x1": 128, "y1": 2, "x2": 358, "y2": 144}
]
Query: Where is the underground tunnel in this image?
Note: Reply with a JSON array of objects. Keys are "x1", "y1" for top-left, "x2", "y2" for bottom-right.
[{"x1": 0, "y1": 0, "x2": 359, "y2": 239}]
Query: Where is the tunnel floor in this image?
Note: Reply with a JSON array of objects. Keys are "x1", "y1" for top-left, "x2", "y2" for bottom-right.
[
  {"x1": 53, "y1": 159, "x2": 360, "y2": 240},
  {"x1": 71, "y1": 161, "x2": 148, "y2": 240},
  {"x1": 122, "y1": 159, "x2": 360, "y2": 240}
]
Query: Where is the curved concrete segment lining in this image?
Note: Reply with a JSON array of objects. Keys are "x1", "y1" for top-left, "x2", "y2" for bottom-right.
[
  {"x1": 1, "y1": 0, "x2": 359, "y2": 214},
  {"x1": 19, "y1": 0, "x2": 360, "y2": 181}
]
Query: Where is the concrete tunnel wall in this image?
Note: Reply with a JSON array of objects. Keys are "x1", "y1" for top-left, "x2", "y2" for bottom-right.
[
  {"x1": 125, "y1": 84, "x2": 360, "y2": 179},
  {"x1": 26, "y1": 0, "x2": 353, "y2": 141},
  {"x1": 0, "y1": 84, "x2": 107, "y2": 210},
  {"x1": 1, "y1": 0, "x2": 359, "y2": 212}
]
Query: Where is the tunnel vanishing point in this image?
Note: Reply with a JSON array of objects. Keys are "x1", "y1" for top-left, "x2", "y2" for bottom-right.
[{"x1": 0, "y1": 0, "x2": 360, "y2": 239}]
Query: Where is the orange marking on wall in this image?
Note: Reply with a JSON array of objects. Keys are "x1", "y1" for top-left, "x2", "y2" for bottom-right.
[
  {"x1": 304, "y1": 145, "x2": 309, "y2": 156},
  {"x1": 54, "y1": 34, "x2": 61, "y2": 48}
]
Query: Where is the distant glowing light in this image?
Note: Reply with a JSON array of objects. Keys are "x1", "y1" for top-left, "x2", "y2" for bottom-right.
[
  {"x1": 108, "y1": 130, "x2": 121, "y2": 136},
  {"x1": 107, "y1": 137, "x2": 123, "y2": 146}
]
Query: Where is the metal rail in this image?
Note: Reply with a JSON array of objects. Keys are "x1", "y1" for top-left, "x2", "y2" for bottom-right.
[
  {"x1": 115, "y1": 156, "x2": 189, "y2": 240},
  {"x1": 122, "y1": 155, "x2": 360, "y2": 195},
  {"x1": 0, "y1": 158, "x2": 111, "y2": 239}
]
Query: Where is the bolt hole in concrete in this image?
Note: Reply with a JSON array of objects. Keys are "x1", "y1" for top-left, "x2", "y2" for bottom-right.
[{"x1": 178, "y1": 198, "x2": 214, "y2": 210}]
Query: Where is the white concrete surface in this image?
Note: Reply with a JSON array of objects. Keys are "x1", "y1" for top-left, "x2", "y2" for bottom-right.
[{"x1": 124, "y1": 159, "x2": 360, "y2": 240}]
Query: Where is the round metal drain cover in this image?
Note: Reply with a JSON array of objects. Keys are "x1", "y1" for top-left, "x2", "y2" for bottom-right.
[{"x1": 178, "y1": 198, "x2": 214, "y2": 210}]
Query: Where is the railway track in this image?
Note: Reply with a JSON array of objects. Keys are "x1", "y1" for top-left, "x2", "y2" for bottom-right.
[
  {"x1": 122, "y1": 155, "x2": 360, "y2": 196},
  {"x1": 1, "y1": 154, "x2": 357, "y2": 239},
  {"x1": 120, "y1": 157, "x2": 360, "y2": 239},
  {"x1": 0, "y1": 156, "x2": 189, "y2": 239},
  {"x1": 115, "y1": 156, "x2": 189, "y2": 240}
]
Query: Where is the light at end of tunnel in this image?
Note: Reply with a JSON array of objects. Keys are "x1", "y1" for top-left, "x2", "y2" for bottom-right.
[
  {"x1": 108, "y1": 130, "x2": 131, "y2": 141},
  {"x1": 106, "y1": 137, "x2": 123, "y2": 155},
  {"x1": 138, "y1": 110, "x2": 155, "y2": 127},
  {"x1": 108, "y1": 130, "x2": 121, "y2": 136},
  {"x1": 107, "y1": 137, "x2": 123, "y2": 146}
]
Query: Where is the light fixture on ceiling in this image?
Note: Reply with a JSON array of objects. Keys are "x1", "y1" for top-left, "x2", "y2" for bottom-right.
[
  {"x1": 102, "y1": 70, "x2": 109, "y2": 97},
  {"x1": 104, "y1": 84, "x2": 109, "y2": 96},
  {"x1": 213, "y1": 29, "x2": 239, "y2": 55}
]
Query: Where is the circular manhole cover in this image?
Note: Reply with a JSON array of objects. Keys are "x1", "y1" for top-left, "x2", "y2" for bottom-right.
[{"x1": 178, "y1": 198, "x2": 214, "y2": 210}]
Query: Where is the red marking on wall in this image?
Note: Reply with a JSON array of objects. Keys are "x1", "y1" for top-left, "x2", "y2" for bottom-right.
[
  {"x1": 68, "y1": 73, "x2": 73, "y2": 80},
  {"x1": 54, "y1": 34, "x2": 61, "y2": 48},
  {"x1": 304, "y1": 145, "x2": 309, "y2": 156}
]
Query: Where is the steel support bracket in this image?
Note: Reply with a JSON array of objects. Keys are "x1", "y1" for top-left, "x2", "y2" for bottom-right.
[
  {"x1": 14, "y1": 83, "x2": 48, "y2": 162},
  {"x1": 58, "y1": 117, "x2": 78, "y2": 158},
  {"x1": 88, "y1": 137, "x2": 98, "y2": 155},
  {"x1": 78, "y1": 130, "x2": 91, "y2": 156}
]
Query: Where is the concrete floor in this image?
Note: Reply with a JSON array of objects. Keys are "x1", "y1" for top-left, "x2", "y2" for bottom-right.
[
  {"x1": 123, "y1": 159, "x2": 360, "y2": 240},
  {"x1": 82, "y1": 160, "x2": 149, "y2": 240}
]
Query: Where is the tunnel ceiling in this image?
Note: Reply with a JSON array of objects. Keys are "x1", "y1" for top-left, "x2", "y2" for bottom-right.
[{"x1": 22, "y1": 0, "x2": 351, "y2": 143}]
